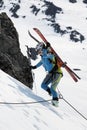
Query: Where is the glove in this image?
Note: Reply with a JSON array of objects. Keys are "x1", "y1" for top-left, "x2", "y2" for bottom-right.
[
  {"x1": 62, "y1": 62, "x2": 67, "y2": 67},
  {"x1": 46, "y1": 42, "x2": 50, "y2": 47},
  {"x1": 42, "y1": 42, "x2": 50, "y2": 49},
  {"x1": 30, "y1": 65, "x2": 37, "y2": 69}
]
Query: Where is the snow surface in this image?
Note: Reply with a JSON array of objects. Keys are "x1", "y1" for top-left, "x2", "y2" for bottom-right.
[{"x1": 0, "y1": 0, "x2": 87, "y2": 130}]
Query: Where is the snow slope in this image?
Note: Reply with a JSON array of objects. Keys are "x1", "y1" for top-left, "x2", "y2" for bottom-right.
[
  {"x1": 0, "y1": 0, "x2": 87, "y2": 130},
  {"x1": 0, "y1": 68, "x2": 87, "y2": 130}
]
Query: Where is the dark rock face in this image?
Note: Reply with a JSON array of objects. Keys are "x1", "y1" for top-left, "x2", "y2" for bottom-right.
[
  {"x1": 69, "y1": 0, "x2": 77, "y2": 3},
  {"x1": 0, "y1": 0, "x2": 85, "y2": 43},
  {"x1": 0, "y1": 0, "x2": 4, "y2": 9},
  {"x1": 0, "y1": 12, "x2": 33, "y2": 89},
  {"x1": 83, "y1": 0, "x2": 87, "y2": 4}
]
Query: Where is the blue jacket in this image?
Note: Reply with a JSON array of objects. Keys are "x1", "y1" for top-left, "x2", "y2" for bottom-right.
[{"x1": 36, "y1": 49, "x2": 56, "y2": 72}]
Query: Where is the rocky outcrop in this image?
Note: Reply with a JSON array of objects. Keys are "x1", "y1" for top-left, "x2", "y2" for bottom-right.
[
  {"x1": 0, "y1": 0, "x2": 85, "y2": 43},
  {"x1": 69, "y1": 0, "x2": 77, "y2": 3},
  {"x1": 30, "y1": 0, "x2": 85, "y2": 43},
  {"x1": 0, "y1": 12, "x2": 33, "y2": 89}
]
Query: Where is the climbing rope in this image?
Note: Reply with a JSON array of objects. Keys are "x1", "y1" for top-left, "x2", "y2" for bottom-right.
[
  {"x1": 0, "y1": 99, "x2": 51, "y2": 105},
  {"x1": 58, "y1": 91, "x2": 87, "y2": 120},
  {"x1": 62, "y1": 97, "x2": 87, "y2": 120},
  {"x1": 0, "y1": 93, "x2": 87, "y2": 121}
]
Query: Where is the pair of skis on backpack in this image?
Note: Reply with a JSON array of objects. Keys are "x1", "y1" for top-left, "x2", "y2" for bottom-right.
[{"x1": 28, "y1": 28, "x2": 81, "y2": 83}]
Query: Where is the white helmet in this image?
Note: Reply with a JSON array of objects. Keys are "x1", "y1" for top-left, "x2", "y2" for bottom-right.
[{"x1": 35, "y1": 42, "x2": 44, "y2": 52}]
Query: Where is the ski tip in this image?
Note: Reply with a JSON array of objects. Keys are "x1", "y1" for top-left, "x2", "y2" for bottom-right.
[
  {"x1": 75, "y1": 80, "x2": 78, "y2": 82},
  {"x1": 33, "y1": 28, "x2": 37, "y2": 30}
]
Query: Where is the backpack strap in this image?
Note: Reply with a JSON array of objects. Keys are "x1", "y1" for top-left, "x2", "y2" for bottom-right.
[{"x1": 48, "y1": 56, "x2": 57, "y2": 65}]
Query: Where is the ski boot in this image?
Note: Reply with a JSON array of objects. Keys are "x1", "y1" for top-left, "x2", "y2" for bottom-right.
[{"x1": 51, "y1": 97, "x2": 59, "y2": 107}]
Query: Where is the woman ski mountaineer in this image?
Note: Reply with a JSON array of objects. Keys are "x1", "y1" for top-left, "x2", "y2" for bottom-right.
[{"x1": 31, "y1": 42, "x2": 63, "y2": 107}]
